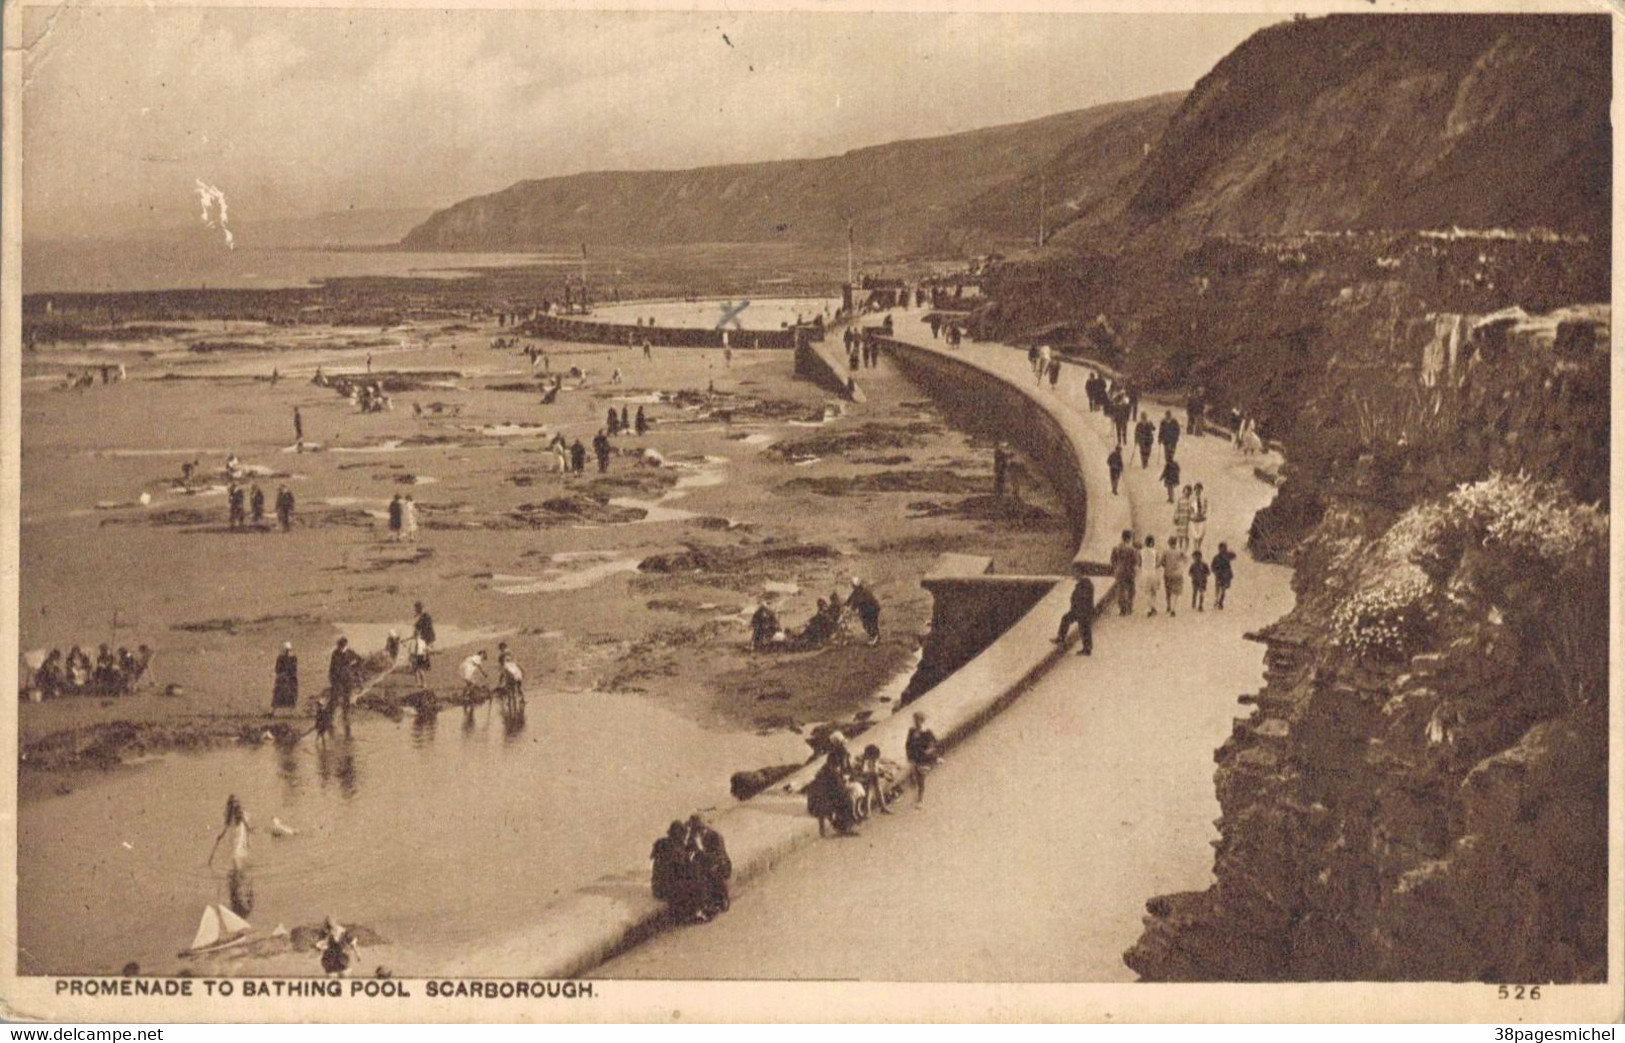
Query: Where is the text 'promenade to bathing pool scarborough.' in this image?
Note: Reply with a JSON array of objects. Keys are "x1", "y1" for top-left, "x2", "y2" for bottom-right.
[{"x1": 9, "y1": 4, "x2": 1616, "y2": 1022}]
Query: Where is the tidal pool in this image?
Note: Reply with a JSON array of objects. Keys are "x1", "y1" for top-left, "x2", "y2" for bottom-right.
[
  {"x1": 586, "y1": 297, "x2": 839, "y2": 331},
  {"x1": 17, "y1": 688, "x2": 808, "y2": 976}
]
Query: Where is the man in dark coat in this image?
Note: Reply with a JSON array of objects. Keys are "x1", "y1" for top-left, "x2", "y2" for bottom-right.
[
  {"x1": 1106, "y1": 445, "x2": 1124, "y2": 495},
  {"x1": 250, "y1": 484, "x2": 266, "y2": 525},
  {"x1": 1053, "y1": 563, "x2": 1095, "y2": 656},
  {"x1": 1134, "y1": 412, "x2": 1157, "y2": 468},
  {"x1": 1211, "y1": 542, "x2": 1237, "y2": 610},
  {"x1": 1158, "y1": 410, "x2": 1182, "y2": 463},
  {"x1": 275, "y1": 486, "x2": 295, "y2": 532},
  {"x1": 592, "y1": 430, "x2": 611, "y2": 473},
  {"x1": 272, "y1": 643, "x2": 299, "y2": 712},
  {"x1": 1160, "y1": 457, "x2": 1182, "y2": 504},
  {"x1": 570, "y1": 439, "x2": 587, "y2": 475},
  {"x1": 845, "y1": 578, "x2": 882, "y2": 645},
  {"x1": 1111, "y1": 395, "x2": 1131, "y2": 447},
  {"x1": 328, "y1": 637, "x2": 359, "y2": 709},
  {"x1": 387, "y1": 494, "x2": 403, "y2": 541},
  {"x1": 1109, "y1": 529, "x2": 1138, "y2": 616}
]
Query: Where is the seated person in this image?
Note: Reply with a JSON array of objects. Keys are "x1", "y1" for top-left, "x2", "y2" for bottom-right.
[{"x1": 795, "y1": 600, "x2": 836, "y2": 648}]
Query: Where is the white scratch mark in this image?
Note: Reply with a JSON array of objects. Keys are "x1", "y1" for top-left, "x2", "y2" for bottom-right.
[{"x1": 194, "y1": 179, "x2": 235, "y2": 250}]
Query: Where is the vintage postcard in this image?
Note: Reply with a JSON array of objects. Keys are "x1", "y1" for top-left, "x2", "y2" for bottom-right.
[{"x1": 1, "y1": 0, "x2": 1620, "y2": 1024}]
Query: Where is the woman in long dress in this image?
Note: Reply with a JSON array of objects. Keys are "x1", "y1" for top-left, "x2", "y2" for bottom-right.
[
  {"x1": 402, "y1": 496, "x2": 420, "y2": 542},
  {"x1": 271, "y1": 644, "x2": 299, "y2": 713}
]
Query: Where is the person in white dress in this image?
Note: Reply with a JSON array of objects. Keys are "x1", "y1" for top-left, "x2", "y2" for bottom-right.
[
  {"x1": 1140, "y1": 535, "x2": 1163, "y2": 617},
  {"x1": 402, "y1": 495, "x2": 419, "y2": 542}
]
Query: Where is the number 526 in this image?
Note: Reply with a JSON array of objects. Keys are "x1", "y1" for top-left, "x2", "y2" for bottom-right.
[{"x1": 1498, "y1": 985, "x2": 1542, "y2": 1000}]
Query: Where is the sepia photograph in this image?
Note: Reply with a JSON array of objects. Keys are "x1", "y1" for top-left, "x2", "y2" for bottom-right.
[{"x1": 1, "y1": 0, "x2": 1619, "y2": 1023}]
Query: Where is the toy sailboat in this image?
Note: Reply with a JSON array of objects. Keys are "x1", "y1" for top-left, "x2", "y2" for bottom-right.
[{"x1": 179, "y1": 904, "x2": 255, "y2": 957}]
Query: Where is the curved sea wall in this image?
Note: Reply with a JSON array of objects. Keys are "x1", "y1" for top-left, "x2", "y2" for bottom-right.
[
  {"x1": 436, "y1": 330, "x2": 1131, "y2": 978},
  {"x1": 878, "y1": 337, "x2": 1115, "y2": 564}
]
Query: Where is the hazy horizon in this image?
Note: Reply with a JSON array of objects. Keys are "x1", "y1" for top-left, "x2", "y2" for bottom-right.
[{"x1": 21, "y1": 8, "x2": 1282, "y2": 244}]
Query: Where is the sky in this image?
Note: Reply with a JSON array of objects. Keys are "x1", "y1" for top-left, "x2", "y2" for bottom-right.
[{"x1": 20, "y1": 7, "x2": 1284, "y2": 242}]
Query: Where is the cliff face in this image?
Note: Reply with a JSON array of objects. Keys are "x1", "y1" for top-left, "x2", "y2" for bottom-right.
[
  {"x1": 401, "y1": 94, "x2": 1182, "y2": 252},
  {"x1": 1056, "y1": 14, "x2": 1610, "y2": 251},
  {"x1": 959, "y1": 13, "x2": 1611, "y2": 983},
  {"x1": 1125, "y1": 311, "x2": 1610, "y2": 982},
  {"x1": 915, "y1": 98, "x2": 1178, "y2": 254},
  {"x1": 976, "y1": 14, "x2": 1610, "y2": 511}
]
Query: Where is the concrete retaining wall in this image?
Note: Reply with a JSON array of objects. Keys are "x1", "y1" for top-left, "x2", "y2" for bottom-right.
[
  {"x1": 437, "y1": 329, "x2": 1134, "y2": 980},
  {"x1": 903, "y1": 572, "x2": 1060, "y2": 704}
]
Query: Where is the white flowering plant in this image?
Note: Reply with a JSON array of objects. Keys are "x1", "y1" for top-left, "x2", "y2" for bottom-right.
[
  {"x1": 1331, "y1": 472, "x2": 1606, "y2": 693},
  {"x1": 1331, "y1": 571, "x2": 1435, "y2": 661}
]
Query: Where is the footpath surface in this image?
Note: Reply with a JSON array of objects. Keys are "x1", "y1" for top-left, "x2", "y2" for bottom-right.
[{"x1": 598, "y1": 313, "x2": 1295, "y2": 981}]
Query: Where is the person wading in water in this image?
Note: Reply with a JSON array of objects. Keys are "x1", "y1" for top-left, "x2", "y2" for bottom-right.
[{"x1": 208, "y1": 794, "x2": 251, "y2": 870}]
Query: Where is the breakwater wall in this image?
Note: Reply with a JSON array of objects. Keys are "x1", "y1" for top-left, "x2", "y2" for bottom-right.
[
  {"x1": 522, "y1": 313, "x2": 810, "y2": 350},
  {"x1": 436, "y1": 330, "x2": 1131, "y2": 979}
]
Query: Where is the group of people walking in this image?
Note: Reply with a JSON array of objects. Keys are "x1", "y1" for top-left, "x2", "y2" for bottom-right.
[
  {"x1": 1027, "y1": 344, "x2": 1064, "y2": 389},
  {"x1": 1107, "y1": 528, "x2": 1239, "y2": 618},
  {"x1": 844, "y1": 325, "x2": 883, "y2": 370},
  {"x1": 605, "y1": 404, "x2": 644, "y2": 437},
  {"x1": 1084, "y1": 369, "x2": 1140, "y2": 433}
]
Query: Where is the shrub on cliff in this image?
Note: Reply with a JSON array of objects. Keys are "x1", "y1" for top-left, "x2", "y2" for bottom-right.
[{"x1": 1327, "y1": 473, "x2": 1606, "y2": 676}]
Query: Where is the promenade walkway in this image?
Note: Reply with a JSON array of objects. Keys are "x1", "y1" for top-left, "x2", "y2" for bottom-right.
[{"x1": 599, "y1": 312, "x2": 1295, "y2": 981}]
